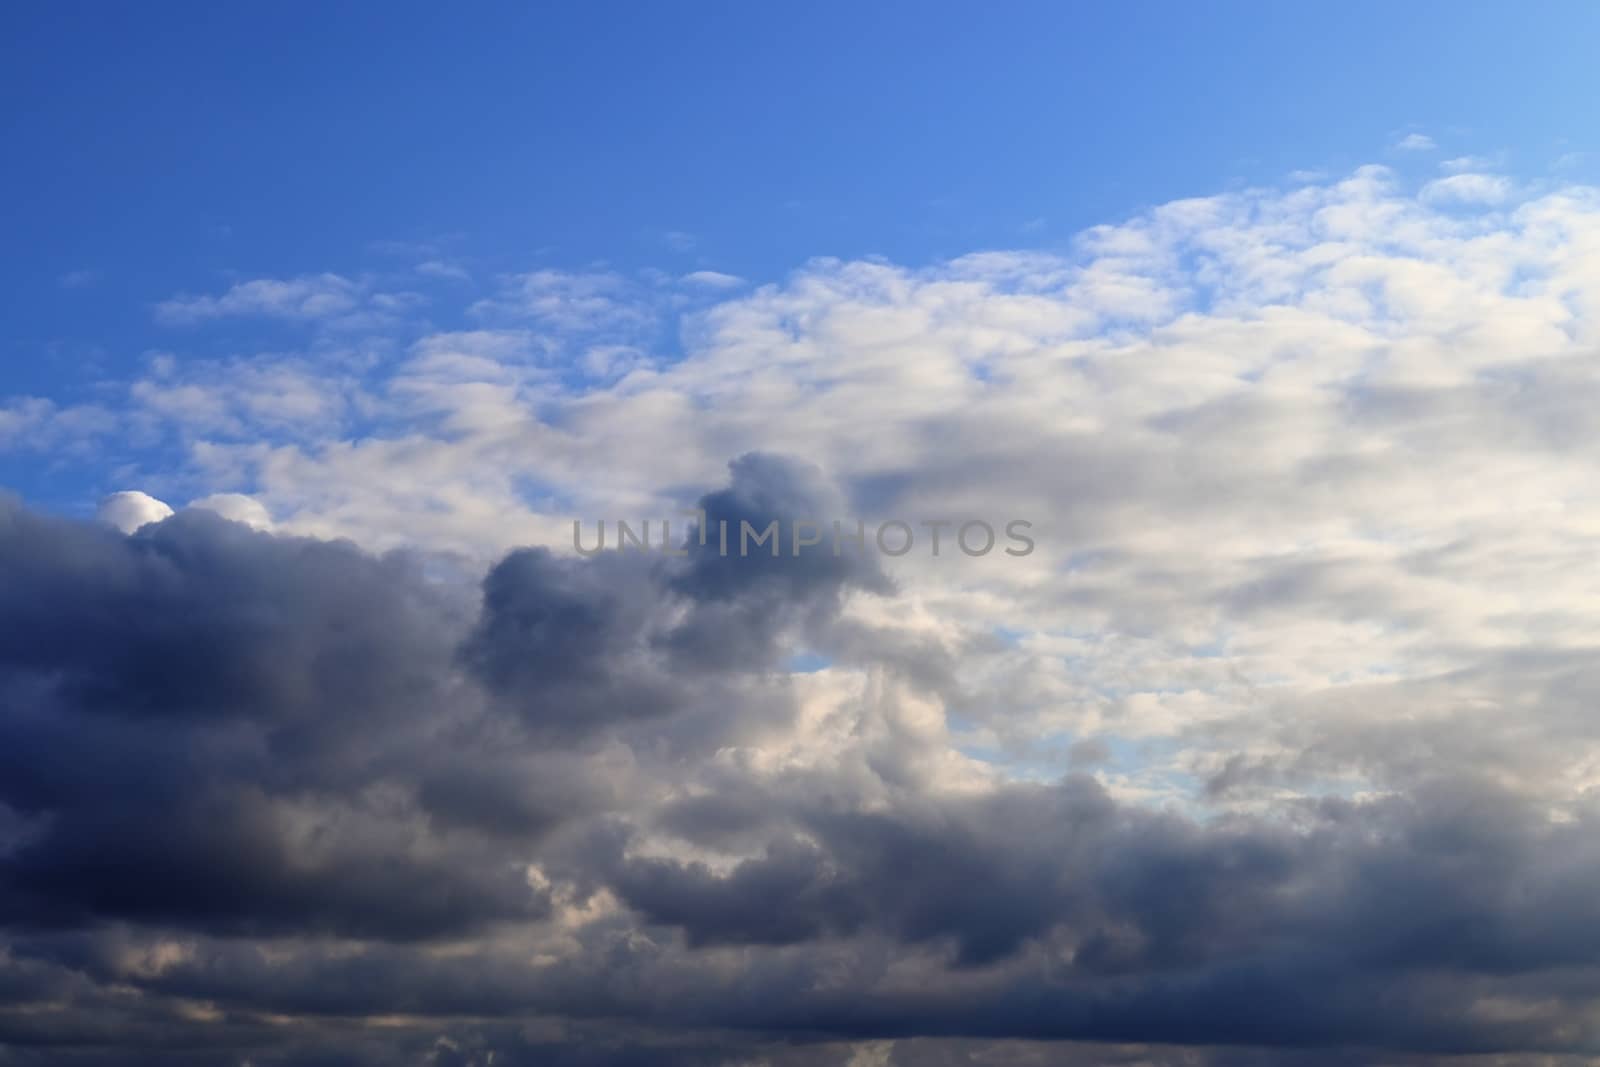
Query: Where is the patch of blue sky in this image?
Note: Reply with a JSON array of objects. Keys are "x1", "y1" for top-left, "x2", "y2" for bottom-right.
[{"x1": 787, "y1": 651, "x2": 833, "y2": 674}]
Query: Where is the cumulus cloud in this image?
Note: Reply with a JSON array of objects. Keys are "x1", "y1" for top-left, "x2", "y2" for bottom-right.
[
  {"x1": 95, "y1": 490, "x2": 173, "y2": 532},
  {"x1": 187, "y1": 492, "x2": 274, "y2": 529},
  {"x1": 15, "y1": 165, "x2": 1600, "y2": 1062}
]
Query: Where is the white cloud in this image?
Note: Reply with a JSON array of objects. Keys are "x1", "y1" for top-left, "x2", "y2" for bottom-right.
[
  {"x1": 128, "y1": 355, "x2": 360, "y2": 440},
  {"x1": 681, "y1": 270, "x2": 745, "y2": 289},
  {"x1": 0, "y1": 397, "x2": 55, "y2": 444},
  {"x1": 470, "y1": 270, "x2": 652, "y2": 334},
  {"x1": 1420, "y1": 172, "x2": 1513, "y2": 205},
  {"x1": 156, "y1": 273, "x2": 364, "y2": 324},
  {"x1": 1394, "y1": 132, "x2": 1436, "y2": 151},
  {"x1": 97, "y1": 490, "x2": 174, "y2": 533},
  {"x1": 415, "y1": 259, "x2": 471, "y2": 282},
  {"x1": 1441, "y1": 153, "x2": 1501, "y2": 174},
  {"x1": 0, "y1": 396, "x2": 117, "y2": 452},
  {"x1": 187, "y1": 492, "x2": 274, "y2": 530}
]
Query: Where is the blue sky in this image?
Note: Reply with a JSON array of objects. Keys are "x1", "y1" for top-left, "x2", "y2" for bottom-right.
[{"x1": 7, "y1": 3, "x2": 1600, "y2": 446}]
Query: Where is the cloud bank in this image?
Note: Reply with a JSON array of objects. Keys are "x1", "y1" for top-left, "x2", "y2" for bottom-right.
[{"x1": 9, "y1": 165, "x2": 1600, "y2": 1064}]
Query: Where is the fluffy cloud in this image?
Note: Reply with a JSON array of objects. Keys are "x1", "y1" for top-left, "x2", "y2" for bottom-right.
[
  {"x1": 187, "y1": 492, "x2": 274, "y2": 530},
  {"x1": 11, "y1": 164, "x2": 1600, "y2": 1062},
  {"x1": 95, "y1": 490, "x2": 173, "y2": 533},
  {"x1": 1419, "y1": 172, "x2": 1514, "y2": 205}
]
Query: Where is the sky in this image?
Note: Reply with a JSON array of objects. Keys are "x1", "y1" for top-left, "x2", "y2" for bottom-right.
[{"x1": 8, "y1": 5, "x2": 1600, "y2": 1067}]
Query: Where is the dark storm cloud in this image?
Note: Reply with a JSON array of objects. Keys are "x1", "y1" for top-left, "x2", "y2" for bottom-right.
[
  {"x1": 5, "y1": 456, "x2": 1600, "y2": 1065},
  {"x1": 614, "y1": 771, "x2": 1600, "y2": 984},
  {"x1": 465, "y1": 454, "x2": 889, "y2": 712},
  {"x1": 0, "y1": 498, "x2": 544, "y2": 940},
  {"x1": 460, "y1": 544, "x2": 677, "y2": 736},
  {"x1": 0, "y1": 454, "x2": 886, "y2": 943},
  {"x1": 663, "y1": 452, "x2": 893, "y2": 672},
  {"x1": 18, "y1": 776, "x2": 1600, "y2": 1062},
  {"x1": 456, "y1": 453, "x2": 897, "y2": 776}
]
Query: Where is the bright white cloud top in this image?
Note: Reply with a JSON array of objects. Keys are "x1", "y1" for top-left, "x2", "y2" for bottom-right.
[{"x1": 95, "y1": 490, "x2": 174, "y2": 533}]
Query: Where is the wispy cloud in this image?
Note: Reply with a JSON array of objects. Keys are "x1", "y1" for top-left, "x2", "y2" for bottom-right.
[
  {"x1": 58, "y1": 268, "x2": 101, "y2": 288},
  {"x1": 470, "y1": 269, "x2": 655, "y2": 334},
  {"x1": 680, "y1": 269, "x2": 745, "y2": 289},
  {"x1": 155, "y1": 273, "x2": 365, "y2": 324},
  {"x1": 415, "y1": 258, "x2": 472, "y2": 282},
  {"x1": 1420, "y1": 171, "x2": 1513, "y2": 204},
  {"x1": 153, "y1": 273, "x2": 429, "y2": 337}
]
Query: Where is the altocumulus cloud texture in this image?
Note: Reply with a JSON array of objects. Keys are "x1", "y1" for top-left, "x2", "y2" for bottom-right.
[{"x1": 13, "y1": 167, "x2": 1600, "y2": 1064}]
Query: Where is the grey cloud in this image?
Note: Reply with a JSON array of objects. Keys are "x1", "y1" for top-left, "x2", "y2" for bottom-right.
[
  {"x1": 5, "y1": 446, "x2": 1600, "y2": 1064},
  {"x1": 664, "y1": 453, "x2": 893, "y2": 672},
  {"x1": 0, "y1": 500, "x2": 543, "y2": 941}
]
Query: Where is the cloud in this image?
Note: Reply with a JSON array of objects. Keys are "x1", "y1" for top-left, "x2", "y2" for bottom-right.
[
  {"x1": 11, "y1": 486, "x2": 1600, "y2": 1061},
  {"x1": 0, "y1": 398, "x2": 57, "y2": 447},
  {"x1": 0, "y1": 501, "x2": 549, "y2": 941},
  {"x1": 470, "y1": 270, "x2": 653, "y2": 333},
  {"x1": 95, "y1": 490, "x2": 173, "y2": 532},
  {"x1": 19, "y1": 164, "x2": 1600, "y2": 1062},
  {"x1": 681, "y1": 270, "x2": 745, "y2": 289},
  {"x1": 417, "y1": 259, "x2": 473, "y2": 282},
  {"x1": 155, "y1": 273, "x2": 364, "y2": 324},
  {"x1": 58, "y1": 269, "x2": 101, "y2": 288},
  {"x1": 660, "y1": 229, "x2": 697, "y2": 252},
  {"x1": 1441, "y1": 153, "x2": 1503, "y2": 174},
  {"x1": 1419, "y1": 172, "x2": 1513, "y2": 204},
  {"x1": 1394, "y1": 132, "x2": 1436, "y2": 151},
  {"x1": 153, "y1": 274, "x2": 425, "y2": 332},
  {"x1": 129, "y1": 355, "x2": 360, "y2": 441},
  {"x1": 187, "y1": 491, "x2": 274, "y2": 530},
  {"x1": 0, "y1": 397, "x2": 117, "y2": 453}
]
